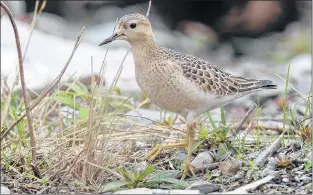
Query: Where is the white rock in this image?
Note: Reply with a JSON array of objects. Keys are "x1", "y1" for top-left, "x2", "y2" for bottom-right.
[{"x1": 1, "y1": 185, "x2": 10, "y2": 194}]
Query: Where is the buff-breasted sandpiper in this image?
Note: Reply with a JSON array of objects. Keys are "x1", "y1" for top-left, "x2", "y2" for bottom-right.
[{"x1": 99, "y1": 13, "x2": 277, "y2": 179}]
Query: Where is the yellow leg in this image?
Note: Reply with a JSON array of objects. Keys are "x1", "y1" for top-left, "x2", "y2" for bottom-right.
[
  {"x1": 145, "y1": 141, "x2": 187, "y2": 161},
  {"x1": 145, "y1": 121, "x2": 195, "y2": 161},
  {"x1": 180, "y1": 122, "x2": 196, "y2": 180},
  {"x1": 145, "y1": 122, "x2": 197, "y2": 180}
]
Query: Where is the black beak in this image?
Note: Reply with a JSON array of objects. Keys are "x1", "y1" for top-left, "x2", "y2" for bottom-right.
[{"x1": 99, "y1": 33, "x2": 119, "y2": 46}]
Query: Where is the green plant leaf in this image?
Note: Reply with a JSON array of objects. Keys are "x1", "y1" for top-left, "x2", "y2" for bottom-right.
[
  {"x1": 146, "y1": 170, "x2": 190, "y2": 188},
  {"x1": 114, "y1": 87, "x2": 122, "y2": 95},
  {"x1": 148, "y1": 170, "x2": 180, "y2": 181},
  {"x1": 304, "y1": 161, "x2": 312, "y2": 171},
  {"x1": 65, "y1": 83, "x2": 89, "y2": 96},
  {"x1": 206, "y1": 112, "x2": 217, "y2": 129},
  {"x1": 137, "y1": 165, "x2": 154, "y2": 181},
  {"x1": 147, "y1": 177, "x2": 190, "y2": 188},
  {"x1": 53, "y1": 92, "x2": 80, "y2": 109},
  {"x1": 220, "y1": 106, "x2": 226, "y2": 126},
  {"x1": 101, "y1": 180, "x2": 128, "y2": 192},
  {"x1": 199, "y1": 125, "x2": 208, "y2": 140},
  {"x1": 216, "y1": 143, "x2": 229, "y2": 161},
  {"x1": 79, "y1": 106, "x2": 89, "y2": 120},
  {"x1": 117, "y1": 168, "x2": 134, "y2": 183}
]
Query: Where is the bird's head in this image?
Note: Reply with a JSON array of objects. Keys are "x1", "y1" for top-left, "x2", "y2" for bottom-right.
[{"x1": 99, "y1": 13, "x2": 153, "y2": 46}]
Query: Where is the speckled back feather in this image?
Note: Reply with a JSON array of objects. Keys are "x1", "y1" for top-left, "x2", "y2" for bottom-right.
[{"x1": 160, "y1": 47, "x2": 276, "y2": 96}]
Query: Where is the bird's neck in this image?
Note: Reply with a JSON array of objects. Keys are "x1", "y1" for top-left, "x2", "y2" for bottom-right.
[{"x1": 130, "y1": 38, "x2": 161, "y2": 59}]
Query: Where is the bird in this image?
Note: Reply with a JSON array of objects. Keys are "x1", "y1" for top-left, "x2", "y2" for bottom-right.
[{"x1": 99, "y1": 13, "x2": 277, "y2": 179}]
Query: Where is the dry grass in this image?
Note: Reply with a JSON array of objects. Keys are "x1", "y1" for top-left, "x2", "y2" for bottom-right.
[{"x1": 0, "y1": 1, "x2": 184, "y2": 193}]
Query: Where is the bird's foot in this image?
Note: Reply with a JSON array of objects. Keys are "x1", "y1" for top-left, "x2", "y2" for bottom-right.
[{"x1": 144, "y1": 141, "x2": 187, "y2": 161}]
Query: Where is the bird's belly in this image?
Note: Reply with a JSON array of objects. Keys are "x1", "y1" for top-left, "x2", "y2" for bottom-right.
[{"x1": 136, "y1": 67, "x2": 206, "y2": 114}]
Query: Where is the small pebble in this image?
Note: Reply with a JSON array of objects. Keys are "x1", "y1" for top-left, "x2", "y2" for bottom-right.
[
  {"x1": 191, "y1": 151, "x2": 214, "y2": 169},
  {"x1": 282, "y1": 178, "x2": 289, "y2": 183},
  {"x1": 287, "y1": 187, "x2": 295, "y2": 193},
  {"x1": 1, "y1": 185, "x2": 10, "y2": 194},
  {"x1": 294, "y1": 176, "x2": 300, "y2": 182},
  {"x1": 299, "y1": 175, "x2": 312, "y2": 183},
  {"x1": 175, "y1": 152, "x2": 187, "y2": 161}
]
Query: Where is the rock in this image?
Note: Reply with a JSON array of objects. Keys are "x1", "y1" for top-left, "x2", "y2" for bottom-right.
[
  {"x1": 294, "y1": 171, "x2": 304, "y2": 176},
  {"x1": 175, "y1": 152, "x2": 187, "y2": 161},
  {"x1": 230, "y1": 172, "x2": 244, "y2": 182},
  {"x1": 219, "y1": 159, "x2": 242, "y2": 176},
  {"x1": 282, "y1": 178, "x2": 289, "y2": 183},
  {"x1": 1, "y1": 185, "x2": 10, "y2": 194},
  {"x1": 299, "y1": 175, "x2": 312, "y2": 183},
  {"x1": 294, "y1": 176, "x2": 300, "y2": 183},
  {"x1": 287, "y1": 187, "x2": 295, "y2": 193},
  {"x1": 113, "y1": 188, "x2": 200, "y2": 194},
  {"x1": 187, "y1": 180, "x2": 221, "y2": 193},
  {"x1": 191, "y1": 151, "x2": 214, "y2": 169},
  {"x1": 135, "y1": 141, "x2": 148, "y2": 150}
]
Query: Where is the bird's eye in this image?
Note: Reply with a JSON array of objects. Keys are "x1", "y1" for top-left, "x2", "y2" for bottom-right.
[{"x1": 130, "y1": 23, "x2": 137, "y2": 29}]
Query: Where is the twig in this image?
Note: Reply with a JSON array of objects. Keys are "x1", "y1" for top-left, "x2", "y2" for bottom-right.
[
  {"x1": 31, "y1": 162, "x2": 42, "y2": 179},
  {"x1": 1, "y1": 1, "x2": 36, "y2": 163},
  {"x1": 241, "y1": 124, "x2": 292, "y2": 132},
  {"x1": 83, "y1": 56, "x2": 96, "y2": 184},
  {"x1": 83, "y1": 160, "x2": 123, "y2": 179},
  {"x1": 230, "y1": 103, "x2": 256, "y2": 136},
  {"x1": 146, "y1": 0, "x2": 152, "y2": 17},
  {"x1": 49, "y1": 162, "x2": 70, "y2": 181},
  {"x1": 58, "y1": 149, "x2": 85, "y2": 189},
  {"x1": 253, "y1": 133, "x2": 283, "y2": 167},
  {"x1": 222, "y1": 175, "x2": 275, "y2": 194},
  {"x1": 22, "y1": 0, "x2": 47, "y2": 62},
  {"x1": 1, "y1": 26, "x2": 86, "y2": 141}
]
